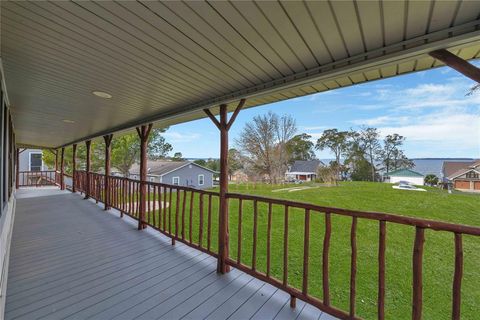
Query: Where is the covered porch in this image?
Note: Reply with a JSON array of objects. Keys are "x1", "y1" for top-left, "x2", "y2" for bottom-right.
[
  {"x1": 2, "y1": 1, "x2": 480, "y2": 319},
  {"x1": 6, "y1": 187, "x2": 329, "y2": 320}
]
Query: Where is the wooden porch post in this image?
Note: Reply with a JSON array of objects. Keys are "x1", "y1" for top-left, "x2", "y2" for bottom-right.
[
  {"x1": 15, "y1": 148, "x2": 19, "y2": 189},
  {"x1": 204, "y1": 99, "x2": 245, "y2": 274},
  {"x1": 136, "y1": 124, "x2": 152, "y2": 230},
  {"x1": 72, "y1": 144, "x2": 77, "y2": 193},
  {"x1": 54, "y1": 149, "x2": 58, "y2": 184},
  {"x1": 103, "y1": 134, "x2": 113, "y2": 210},
  {"x1": 85, "y1": 140, "x2": 91, "y2": 199},
  {"x1": 60, "y1": 147, "x2": 65, "y2": 190}
]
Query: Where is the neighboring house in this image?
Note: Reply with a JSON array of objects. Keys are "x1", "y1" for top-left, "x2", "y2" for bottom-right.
[
  {"x1": 18, "y1": 149, "x2": 49, "y2": 172},
  {"x1": 129, "y1": 160, "x2": 216, "y2": 189},
  {"x1": 384, "y1": 168, "x2": 425, "y2": 185},
  {"x1": 285, "y1": 160, "x2": 324, "y2": 182},
  {"x1": 443, "y1": 160, "x2": 480, "y2": 192}
]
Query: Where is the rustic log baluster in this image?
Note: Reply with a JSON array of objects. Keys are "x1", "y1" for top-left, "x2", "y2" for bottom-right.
[
  {"x1": 378, "y1": 220, "x2": 386, "y2": 320},
  {"x1": 252, "y1": 200, "x2": 258, "y2": 271},
  {"x1": 412, "y1": 227, "x2": 425, "y2": 320},
  {"x1": 452, "y1": 233, "x2": 463, "y2": 320},
  {"x1": 237, "y1": 199, "x2": 243, "y2": 264},
  {"x1": 323, "y1": 212, "x2": 331, "y2": 306}
]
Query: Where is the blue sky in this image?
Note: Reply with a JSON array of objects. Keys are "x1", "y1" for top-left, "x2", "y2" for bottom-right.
[{"x1": 163, "y1": 64, "x2": 480, "y2": 159}]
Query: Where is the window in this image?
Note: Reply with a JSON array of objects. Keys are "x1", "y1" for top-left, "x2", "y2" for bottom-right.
[
  {"x1": 198, "y1": 174, "x2": 204, "y2": 186},
  {"x1": 172, "y1": 176, "x2": 180, "y2": 185},
  {"x1": 466, "y1": 172, "x2": 479, "y2": 179},
  {"x1": 29, "y1": 152, "x2": 43, "y2": 171},
  {"x1": 149, "y1": 176, "x2": 155, "y2": 182}
]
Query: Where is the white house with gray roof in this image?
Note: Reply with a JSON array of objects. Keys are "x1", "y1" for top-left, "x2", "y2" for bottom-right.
[
  {"x1": 129, "y1": 160, "x2": 216, "y2": 189},
  {"x1": 285, "y1": 160, "x2": 324, "y2": 182}
]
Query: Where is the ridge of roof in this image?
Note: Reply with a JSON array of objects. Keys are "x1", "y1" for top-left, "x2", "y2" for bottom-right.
[{"x1": 386, "y1": 168, "x2": 424, "y2": 177}]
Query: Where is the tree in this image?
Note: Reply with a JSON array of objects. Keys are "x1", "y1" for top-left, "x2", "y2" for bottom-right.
[
  {"x1": 110, "y1": 128, "x2": 171, "y2": 176},
  {"x1": 286, "y1": 133, "x2": 316, "y2": 163},
  {"x1": 349, "y1": 157, "x2": 373, "y2": 181},
  {"x1": 42, "y1": 142, "x2": 104, "y2": 174},
  {"x1": 316, "y1": 164, "x2": 338, "y2": 185},
  {"x1": 316, "y1": 129, "x2": 349, "y2": 180},
  {"x1": 228, "y1": 148, "x2": 243, "y2": 180},
  {"x1": 42, "y1": 128, "x2": 171, "y2": 177},
  {"x1": 315, "y1": 129, "x2": 349, "y2": 165},
  {"x1": 193, "y1": 159, "x2": 207, "y2": 167},
  {"x1": 172, "y1": 152, "x2": 183, "y2": 161},
  {"x1": 236, "y1": 112, "x2": 296, "y2": 183},
  {"x1": 425, "y1": 174, "x2": 439, "y2": 186},
  {"x1": 148, "y1": 129, "x2": 173, "y2": 160},
  {"x1": 358, "y1": 127, "x2": 381, "y2": 181},
  {"x1": 379, "y1": 134, "x2": 406, "y2": 173},
  {"x1": 391, "y1": 149, "x2": 414, "y2": 170}
]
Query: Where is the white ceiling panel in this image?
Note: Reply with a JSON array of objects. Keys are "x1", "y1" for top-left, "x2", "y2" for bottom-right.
[{"x1": 0, "y1": 0, "x2": 479, "y2": 148}]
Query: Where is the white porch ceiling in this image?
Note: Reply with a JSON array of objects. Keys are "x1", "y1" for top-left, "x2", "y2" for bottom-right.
[{"x1": 2, "y1": 0, "x2": 480, "y2": 148}]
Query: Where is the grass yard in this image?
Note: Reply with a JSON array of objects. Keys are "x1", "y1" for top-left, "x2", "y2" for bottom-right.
[{"x1": 138, "y1": 182, "x2": 479, "y2": 319}]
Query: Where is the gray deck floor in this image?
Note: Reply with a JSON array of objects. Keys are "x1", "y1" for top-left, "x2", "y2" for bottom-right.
[{"x1": 6, "y1": 188, "x2": 334, "y2": 320}]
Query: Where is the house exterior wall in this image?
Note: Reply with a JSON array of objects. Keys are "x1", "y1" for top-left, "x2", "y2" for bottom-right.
[
  {"x1": 161, "y1": 164, "x2": 213, "y2": 189},
  {"x1": 390, "y1": 176, "x2": 424, "y2": 185},
  {"x1": 18, "y1": 149, "x2": 48, "y2": 172}
]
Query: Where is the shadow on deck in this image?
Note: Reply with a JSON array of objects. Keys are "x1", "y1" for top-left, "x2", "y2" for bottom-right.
[{"x1": 6, "y1": 188, "x2": 334, "y2": 320}]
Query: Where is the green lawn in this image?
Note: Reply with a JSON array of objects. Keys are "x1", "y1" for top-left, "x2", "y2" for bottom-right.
[{"x1": 138, "y1": 182, "x2": 479, "y2": 319}]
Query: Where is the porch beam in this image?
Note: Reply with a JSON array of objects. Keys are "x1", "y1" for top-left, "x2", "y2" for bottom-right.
[
  {"x1": 429, "y1": 49, "x2": 480, "y2": 83},
  {"x1": 60, "y1": 147, "x2": 65, "y2": 190},
  {"x1": 84, "y1": 140, "x2": 91, "y2": 199},
  {"x1": 103, "y1": 134, "x2": 113, "y2": 210},
  {"x1": 72, "y1": 144, "x2": 77, "y2": 193},
  {"x1": 204, "y1": 100, "x2": 245, "y2": 274},
  {"x1": 136, "y1": 124, "x2": 153, "y2": 230}
]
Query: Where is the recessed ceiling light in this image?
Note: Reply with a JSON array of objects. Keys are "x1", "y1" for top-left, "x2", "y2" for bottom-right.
[
  {"x1": 92, "y1": 91, "x2": 112, "y2": 99},
  {"x1": 63, "y1": 119, "x2": 75, "y2": 124}
]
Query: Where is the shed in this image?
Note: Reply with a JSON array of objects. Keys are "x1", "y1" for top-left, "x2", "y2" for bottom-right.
[{"x1": 384, "y1": 169, "x2": 425, "y2": 185}]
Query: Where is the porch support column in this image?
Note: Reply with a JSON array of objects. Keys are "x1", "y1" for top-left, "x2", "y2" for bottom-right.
[
  {"x1": 60, "y1": 147, "x2": 65, "y2": 190},
  {"x1": 136, "y1": 124, "x2": 153, "y2": 230},
  {"x1": 15, "y1": 148, "x2": 19, "y2": 189},
  {"x1": 429, "y1": 49, "x2": 480, "y2": 83},
  {"x1": 54, "y1": 149, "x2": 58, "y2": 184},
  {"x1": 204, "y1": 99, "x2": 245, "y2": 274},
  {"x1": 72, "y1": 144, "x2": 77, "y2": 193},
  {"x1": 85, "y1": 140, "x2": 91, "y2": 200},
  {"x1": 103, "y1": 134, "x2": 113, "y2": 210}
]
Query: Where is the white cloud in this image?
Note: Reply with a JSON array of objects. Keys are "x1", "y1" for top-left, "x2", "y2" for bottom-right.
[
  {"x1": 378, "y1": 111, "x2": 480, "y2": 151},
  {"x1": 163, "y1": 131, "x2": 200, "y2": 143},
  {"x1": 301, "y1": 125, "x2": 327, "y2": 131},
  {"x1": 350, "y1": 115, "x2": 410, "y2": 126}
]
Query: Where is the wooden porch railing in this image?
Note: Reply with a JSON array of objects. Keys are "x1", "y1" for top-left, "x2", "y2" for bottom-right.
[
  {"x1": 17, "y1": 170, "x2": 58, "y2": 187},
  {"x1": 70, "y1": 171, "x2": 480, "y2": 319}
]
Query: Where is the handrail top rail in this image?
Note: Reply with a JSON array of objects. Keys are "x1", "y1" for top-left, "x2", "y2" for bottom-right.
[
  {"x1": 226, "y1": 192, "x2": 480, "y2": 236},
  {"x1": 74, "y1": 170, "x2": 480, "y2": 236}
]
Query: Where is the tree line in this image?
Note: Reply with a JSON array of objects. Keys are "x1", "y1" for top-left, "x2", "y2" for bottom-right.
[
  {"x1": 42, "y1": 112, "x2": 413, "y2": 184},
  {"x1": 43, "y1": 128, "x2": 174, "y2": 176},
  {"x1": 223, "y1": 112, "x2": 413, "y2": 183}
]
